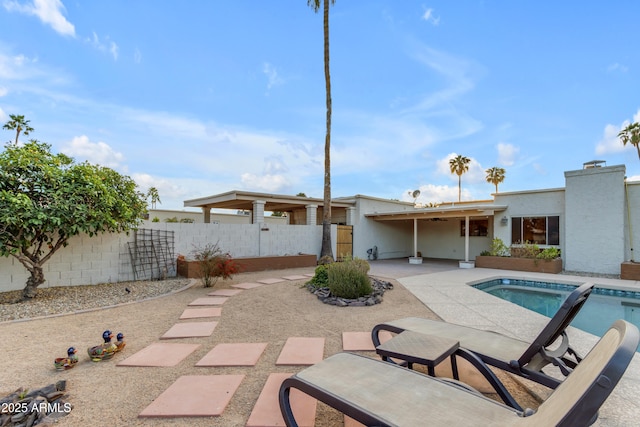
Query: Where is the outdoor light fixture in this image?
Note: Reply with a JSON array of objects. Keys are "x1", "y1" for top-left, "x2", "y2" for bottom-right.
[{"x1": 500, "y1": 216, "x2": 508, "y2": 226}]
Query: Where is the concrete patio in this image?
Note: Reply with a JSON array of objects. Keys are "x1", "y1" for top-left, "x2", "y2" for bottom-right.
[{"x1": 369, "y1": 258, "x2": 640, "y2": 426}]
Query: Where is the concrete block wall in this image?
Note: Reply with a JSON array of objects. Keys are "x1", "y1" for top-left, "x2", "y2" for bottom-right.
[
  {"x1": 625, "y1": 181, "x2": 640, "y2": 263},
  {"x1": 0, "y1": 233, "x2": 130, "y2": 292},
  {"x1": 0, "y1": 222, "x2": 327, "y2": 292}
]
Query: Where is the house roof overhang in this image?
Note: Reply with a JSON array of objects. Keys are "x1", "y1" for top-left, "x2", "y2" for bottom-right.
[
  {"x1": 183, "y1": 190, "x2": 355, "y2": 212},
  {"x1": 365, "y1": 204, "x2": 508, "y2": 221}
]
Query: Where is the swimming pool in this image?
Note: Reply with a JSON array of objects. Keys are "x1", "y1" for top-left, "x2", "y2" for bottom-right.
[{"x1": 473, "y1": 278, "x2": 640, "y2": 343}]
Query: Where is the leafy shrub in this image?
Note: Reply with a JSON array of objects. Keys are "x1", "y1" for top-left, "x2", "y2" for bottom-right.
[
  {"x1": 480, "y1": 250, "x2": 491, "y2": 256},
  {"x1": 488, "y1": 238, "x2": 510, "y2": 257},
  {"x1": 537, "y1": 247, "x2": 561, "y2": 260},
  {"x1": 327, "y1": 258, "x2": 373, "y2": 299},
  {"x1": 318, "y1": 255, "x2": 334, "y2": 265},
  {"x1": 308, "y1": 264, "x2": 329, "y2": 289},
  {"x1": 511, "y1": 241, "x2": 539, "y2": 258},
  {"x1": 190, "y1": 243, "x2": 239, "y2": 287},
  {"x1": 152, "y1": 216, "x2": 160, "y2": 222}
]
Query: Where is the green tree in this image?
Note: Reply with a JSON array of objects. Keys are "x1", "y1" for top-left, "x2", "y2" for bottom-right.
[
  {"x1": 618, "y1": 122, "x2": 640, "y2": 160},
  {"x1": 147, "y1": 186, "x2": 161, "y2": 209},
  {"x1": 3, "y1": 114, "x2": 34, "y2": 144},
  {"x1": 485, "y1": 166, "x2": 506, "y2": 193},
  {"x1": 449, "y1": 154, "x2": 471, "y2": 202},
  {"x1": 0, "y1": 139, "x2": 146, "y2": 299},
  {"x1": 308, "y1": 0, "x2": 336, "y2": 261}
]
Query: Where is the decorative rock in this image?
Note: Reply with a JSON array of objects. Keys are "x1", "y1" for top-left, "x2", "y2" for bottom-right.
[
  {"x1": 0, "y1": 383, "x2": 72, "y2": 427},
  {"x1": 307, "y1": 277, "x2": 394, "y2": 307}
]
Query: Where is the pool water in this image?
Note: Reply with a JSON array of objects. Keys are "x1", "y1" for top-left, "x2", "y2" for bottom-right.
[{"x1": 473, "y1": 279, "x2": 640, "y2": 345}]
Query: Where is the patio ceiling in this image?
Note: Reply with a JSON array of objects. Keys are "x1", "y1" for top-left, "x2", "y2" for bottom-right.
[
  {"x1": 365, "y1": 203, "x2": 508, "y2": 221},
  {"x1": 183, "y1": 190, "x2": 355, "y2": 212}
]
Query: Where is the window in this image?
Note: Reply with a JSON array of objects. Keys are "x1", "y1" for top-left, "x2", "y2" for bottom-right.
[
  {"x1": 460, "y1": 219, "x2": 489, "y2": 237},
  {"x1": 511, "y1": 216, "x2": 559, "y2": 245}
]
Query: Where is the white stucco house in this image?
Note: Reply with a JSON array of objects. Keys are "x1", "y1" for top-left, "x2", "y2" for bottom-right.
[
  {"x1": 1, "y1": 162, "x2": 638, "y2": 292},
  {"x1": 184, "y1": 163, "x2": 639, "y2": 276}
]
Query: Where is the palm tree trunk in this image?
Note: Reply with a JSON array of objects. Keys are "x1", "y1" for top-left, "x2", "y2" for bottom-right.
[
  {"x1": 458, "y1": 175, "x2": 461, "y2": 202},
  {"x1": 320, "y1": 0, "x2": 333, "y2": 260}
]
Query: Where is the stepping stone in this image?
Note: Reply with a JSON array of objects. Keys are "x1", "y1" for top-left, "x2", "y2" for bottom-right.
[
  {"x1": 117, "y1": 343, "x2": 201, "y2": 367},
  {"x1": 246, "y1": 373, "x2": 317, "y2": 427},
  {"x1": 342, "y1": 331, "x2": 375, "y2": 351},
  {"x1": 180, "y1": 307, "x2": 222, "y2": 319},
  {"x1": 257, "y1": 278, "x2": 285, "y2": 285},
  {"x1": 282, "y1": 275, "x2": 308, "y2": 281},
  {"x1": 195, "y1": 343, "x2": 267, "y2": 367},
  {"x1": 232, "y1": 282, "x2": 263, "y2": 290},
  {"x1": 276, "y1": 337, "x2": 325, "y2": 365},
  {"x1": 138, "y1": 375, "x2": 244, "y2": 418},
  {"x1": 161, "y1": 321, "x2": 218, "y2": 339},
  {"x1": 208, "y1": 289, "x2": 243, "y2": 296},
  {"x1": 188, "y1": 297, "x2": 228, "y2": 306},
  {"x1": 345, "y1": 415, "x2": 367, "y2": 427},
  {"x1": 341, "y1": 331, "x2": 393, "y2": 351}
]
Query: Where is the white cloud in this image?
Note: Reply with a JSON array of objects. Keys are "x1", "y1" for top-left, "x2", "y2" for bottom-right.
[
  {"x1": 240, "y1": 172, "x2": 291, "y2": 192},
  {"x1": 61, "y1": 135, "x2": 125, "y2": 169},
  {"x1": 0, "y1": 86, "x2": 7, "y2": 97},
  {"x1": 3, "y1": 0, "x2": 75, "y2": 37},
  {"x1": 413, "y1": 183, "x2": 468, "y2": 205},
  {"x1": 87, "y1": 32, "x2": 119, "y2": 60},
  {"x1": 134, "y1": 48, "x2": 142, "y2": 64},
  {"x1": 0, "y1": 107, "x2": 7, "y2": 122},
  {"x1": 262, "y1": 62, "x2": 284, "y2": 92},
  {"x1": 436, "y1": 152, "x2": 484, "y2": 183},
  {"x1": 596, "y1": 111, "x2": 640, "y2": 155},
  {"x1": 497, "y1": 142, "x2": 518, "y2": 166},
  {"x1": 421, "y1": 8, "x2": 440, "y2": 25},
  {"x1": 607, "y1": 63, "x2": 628, "y2": 73}
]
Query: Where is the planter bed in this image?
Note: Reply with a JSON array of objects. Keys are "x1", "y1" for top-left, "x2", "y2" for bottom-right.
[
  {"x1": 621, "y1": 261, "x2": 640, "y2": 281},
  {"x1": 177, "y1": 254, "x2": 317, "y2": 278},
  {"x1": 475, "y1": 256, "x2": 562, "y2": 274}
]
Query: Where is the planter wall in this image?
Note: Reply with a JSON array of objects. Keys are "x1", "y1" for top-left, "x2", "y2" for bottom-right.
[
  {"x1": 621, "y1": 262, "x2": 640, "y2": 281},
  {"x1": 475, "y1": 256, "x2": 562, "y2": 274},
  {"x1": 177, "y1": 254, "x2": 317, "y2": 278}
]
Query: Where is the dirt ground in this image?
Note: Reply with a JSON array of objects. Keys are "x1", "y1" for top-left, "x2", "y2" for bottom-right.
[{"x1": 1, "y1": 268, "x2": 539, "y2": 426}]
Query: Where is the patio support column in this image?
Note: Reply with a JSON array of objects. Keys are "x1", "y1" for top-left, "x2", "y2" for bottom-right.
[
  {"x1": 305, "y1": 204, "x2": 318, "y2": 225},
  {"x1": 253, "y1": 200, "x2": 265, "y2": 224},
  {"x1": 464, "y1": 215, "x2": 470, "y2": 262},
  {"x1": 202, "y1": 207, "x2": 211, "y2": 224},
  {"x1": 414, "y1": 218, "x2": 418, "y2": 257},
  {"x1": 346, "y1": 207, "x2": 356, "y2": 226}
]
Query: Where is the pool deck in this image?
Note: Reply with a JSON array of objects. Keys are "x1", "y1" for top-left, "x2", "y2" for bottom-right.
[{"x1": 369, "y1": 259, "x2": 640, "y2": 426}]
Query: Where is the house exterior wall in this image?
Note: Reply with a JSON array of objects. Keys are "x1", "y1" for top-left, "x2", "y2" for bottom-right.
[
  {"x1": 564, "y1": 165, "x2": 626, "y2": 274},
  {"x1": 351, "y1": 197, "x2": 416, "y2": 260},
  {"x1": 493, "y1": 188, "x2": 566, "y2": 259},
  {"x1": 625, "y1": 181, "x2": 640, "y2": 263},
  {"x1": 421, "y1": 218, "x2": 493, "y2": 260}
]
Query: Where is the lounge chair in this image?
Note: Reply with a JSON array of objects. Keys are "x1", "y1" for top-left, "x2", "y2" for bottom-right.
[
  {"x1": 371, "y1": 281, "x2": 594, "y2": 388},
  {"x1": 279, "y1": 319, "x2": 639, "y2": 427}
]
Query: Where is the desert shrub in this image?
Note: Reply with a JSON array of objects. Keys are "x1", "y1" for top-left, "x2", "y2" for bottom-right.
[
  {"x1": 308, "y1": 264, "x2": 329, "y2": 289},
  {"x1": 327, "y1": 259, "x2": 373, "y2": 299},
  {"x1": 152, "y1": 217, "x2": 160, "y2": 222},
  {"x1": 318, "y1": 255, "x2": 334, "y2": 265},
  {"x1": 350, "y1": 257, "x2": 370, "y2": 274},
  {"x1": 537, "y1": 247, "x2": 561, "y2": 260},
  {"x1": 489, "y1": 238, "x2": 510, "y2": 257},
  {"x1": 190, "y1": 243, "x2": 239, "y2": 287},
  {"x1": 512, "y1": 241, "x2": 539, "y2": 258}
]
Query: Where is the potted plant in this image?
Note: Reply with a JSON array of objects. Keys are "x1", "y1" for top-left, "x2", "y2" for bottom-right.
[{"x1": 476, "y1": 239, "x2": 562, "y2": 273}]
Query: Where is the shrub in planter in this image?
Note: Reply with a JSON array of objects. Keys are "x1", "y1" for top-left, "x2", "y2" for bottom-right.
[
  {"x1": 308, "y1": 264, "x2": 329, "y2": 289},
  {"x1": 190, "y1": 243, "x2": 239, "y2": 287},
  {"x1": 489, "y1": 238, "x2": 510, "y2": 257},
  {"x1": 327, "y1": 258, "x2": 372, "y2": 299}
]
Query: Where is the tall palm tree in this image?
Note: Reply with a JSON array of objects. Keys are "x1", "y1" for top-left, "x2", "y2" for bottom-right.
[
  {"x1": 449, "y1": 155, "x2": 471, "y2": 202},
  {"x1": 485, "y1": 166, "x2": 506, "y2": 194},
  {"x1": 308, "y1": 0, "x2": 336, "y2": 261},
  {"x1": 147, "y1": 187, "x2": 161, "y2": 209},
  {"x1": 618, "y1": 122, "x2": 640, "y2": 160},
  {"x1": 3, "y1": 114, "x2": 34, "y2": 144}
]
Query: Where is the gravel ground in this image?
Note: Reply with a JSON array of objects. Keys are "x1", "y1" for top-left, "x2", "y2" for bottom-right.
[
  {"x1": 0, "y1": 279, "x2": 191, "y2": 322},
  {"x1": 1, "y1": 270, "x2": 540, "y2": 426}
]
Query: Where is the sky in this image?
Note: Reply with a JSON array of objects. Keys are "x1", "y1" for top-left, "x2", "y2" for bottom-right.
[{"x1": 1, "y1": 1, "x2": 640, "y2": 211}]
